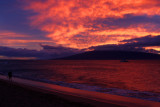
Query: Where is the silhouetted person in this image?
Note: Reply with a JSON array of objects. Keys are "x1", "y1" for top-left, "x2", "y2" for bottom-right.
[{"x1": 8, "y1": 72, "x2": 12, "y2": 80}]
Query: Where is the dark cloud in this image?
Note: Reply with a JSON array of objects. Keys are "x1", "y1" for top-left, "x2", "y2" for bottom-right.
[
  {"x1": 0, "y1": 46, "x2": 47, "y2": 58},
  {"x1": 91, "y1": 15, "x2": 160, "y2": 31},
  {"x1": 89, "y1": 35, "x2": 160, "y2": 54},
  {"x1": 1, "y1": 0, "x2": 160, "y2": 53},
  {"x1": 121, "y1": 35, "x2": 160, "y2": 47},
  {"x1": 0, "y1": 35, "x2": 159, "y2": 59},
  {"x1": 0, "y1": 45, "x2": 83, "y2": 59},
  {"x1": 40, "y1": 44, "x2": 82, "y2": 54}
]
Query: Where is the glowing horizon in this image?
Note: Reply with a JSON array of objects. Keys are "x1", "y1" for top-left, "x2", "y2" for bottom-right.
[{"x1": 0, "y1": 0, "x2": 160, "y2": 56}]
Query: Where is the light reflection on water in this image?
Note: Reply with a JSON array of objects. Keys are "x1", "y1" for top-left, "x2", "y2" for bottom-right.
[{"x1": 0, "y1": 60, "x2": 160, "y2": 93}]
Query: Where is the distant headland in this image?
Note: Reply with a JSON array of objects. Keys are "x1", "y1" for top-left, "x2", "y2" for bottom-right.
[{"x1": 55, "y1": 51, "x2": 160, "y2": 60}]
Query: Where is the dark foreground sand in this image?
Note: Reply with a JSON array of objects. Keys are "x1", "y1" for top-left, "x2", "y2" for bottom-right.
[{"x1": 0, "y1": 80, "x2": 120, "y2": 107}]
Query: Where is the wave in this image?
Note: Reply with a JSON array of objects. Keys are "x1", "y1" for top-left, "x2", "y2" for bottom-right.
[
  {"x1": 11, "y1": 74, "x2": 160, "y2": 102},
  {"x1": 1, "y1": 71, "x2": 160, "y2": 102}
]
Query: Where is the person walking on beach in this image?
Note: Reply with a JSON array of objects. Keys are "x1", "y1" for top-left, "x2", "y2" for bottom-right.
[{"x1": 8, "y1": 72, "x2": 12, "y2": 80}]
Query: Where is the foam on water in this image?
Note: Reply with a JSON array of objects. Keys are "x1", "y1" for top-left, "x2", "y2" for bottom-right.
[
  {"x1": 7, "y1": 73, "x2": 160, "y2": 102},
  {"x1": 1, "y1": 60, "x2": 160, "y2": 102}
]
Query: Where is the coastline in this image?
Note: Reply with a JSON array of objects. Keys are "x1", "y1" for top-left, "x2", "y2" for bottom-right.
[
  {"x1": 0, "y1": 75, "x2": 160, "y2": 107},
  {"x1": 0, "y1": 80, "x2": 97, "y2": 107}
]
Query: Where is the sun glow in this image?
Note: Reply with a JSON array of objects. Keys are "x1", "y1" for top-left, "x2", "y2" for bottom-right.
[{"x1": 145, "y1": 46, "x2": 160, "y2": 51}]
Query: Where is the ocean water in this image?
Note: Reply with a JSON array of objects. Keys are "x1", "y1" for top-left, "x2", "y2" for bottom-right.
[{"x1": 0, "y1": 60, "x2": 160, "y2": 102}]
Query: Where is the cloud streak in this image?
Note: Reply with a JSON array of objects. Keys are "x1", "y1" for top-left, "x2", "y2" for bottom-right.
[
  {"x1": 121, "y1": 35, "x2": 160, "y2": 47},
  {"x1": 0, "y1": 44, "x2": 83, "y2": 59},
  {"x1": 0, "y1": 35, "x2": 159, "y2": 59},
  {"x1": 23, "y1": 0, "x2": 160, "y2": 49},
  {"x1": 0, "y1": 30, "x2": 55, "y2": 50},
  {"x1": 89, "y1": 35, "x2": 160, "y2": 53}
]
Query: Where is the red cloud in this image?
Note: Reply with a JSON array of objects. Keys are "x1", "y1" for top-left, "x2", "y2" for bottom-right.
[
  {"x1": 0, "y1": 31, "x2": 53, "y2": 50},
  {"x1": 24, "y1": 0, "x2": 160, "y2": 49}
]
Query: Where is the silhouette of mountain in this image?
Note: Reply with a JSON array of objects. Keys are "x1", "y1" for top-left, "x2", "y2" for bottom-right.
[{"x1": 56, "y1": 51, "x2": 160, "y2": 60}]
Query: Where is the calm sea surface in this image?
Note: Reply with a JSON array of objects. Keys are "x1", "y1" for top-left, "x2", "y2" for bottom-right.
[{"x1": 0, "y1": 60, "x2": 160, "y2": 101}]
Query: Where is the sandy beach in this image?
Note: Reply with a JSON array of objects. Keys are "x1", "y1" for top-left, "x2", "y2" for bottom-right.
[
  {"x1": 0, "y1": 80, "x2": 91, "y2": 107},
  {"x1": 0, "y1": 75, "x2": 160, "y2": 107},
  {"x1": 0, "y1": 79, "x2": 121, "y2": 107}
]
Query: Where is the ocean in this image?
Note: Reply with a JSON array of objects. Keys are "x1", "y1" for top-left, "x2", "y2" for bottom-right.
[{"x1": 0, "y1": 60, "x2": 160, "y2": 102}]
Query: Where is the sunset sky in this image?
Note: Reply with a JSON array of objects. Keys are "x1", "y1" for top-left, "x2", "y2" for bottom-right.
[{"x1": 0, "y1": 0, "x2": 160, "y2": 59}]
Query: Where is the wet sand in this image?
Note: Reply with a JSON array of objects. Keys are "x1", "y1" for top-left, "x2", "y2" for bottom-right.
[
  {"x1": 0, "y1": 80, "x2": 90, "y2": 107},
  {"x1": 0, "y1": 80, "x2": 120, "y2": 107},
  {"x1": 0, "y1": 75, "x2": 160, "y2": 107}
]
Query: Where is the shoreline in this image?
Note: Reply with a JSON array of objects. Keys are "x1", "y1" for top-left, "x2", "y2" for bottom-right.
[
  {"x1": 0, "y1": 75, "x2": 160, "y2": 107},
  {"x1": 0, "y1": 79, "x2": 94, "y2": 107}
]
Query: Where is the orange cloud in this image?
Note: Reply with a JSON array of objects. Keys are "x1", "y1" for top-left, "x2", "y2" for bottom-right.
[
  {"x1": 0, "y1": 31, "x2": 53, "y2": 50},
  {"x1": 145, "y1": 46, "x2": 160, "y2": 51},
  {"x1": 0, "y1": 31, "x2": 27, "y2": 38},
  {"x1": 0, "y1": 56, "x2": 37, "y2": 60},
  {"x1": 24, "y1": 0, "x2": 160, "y2": 49}
]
